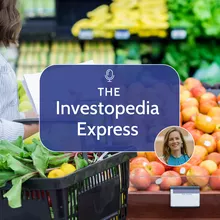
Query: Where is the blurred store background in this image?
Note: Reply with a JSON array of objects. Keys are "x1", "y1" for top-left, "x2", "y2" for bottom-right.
[{"x1": 0, "y1": 0, "x2": 219, "y2": 85}]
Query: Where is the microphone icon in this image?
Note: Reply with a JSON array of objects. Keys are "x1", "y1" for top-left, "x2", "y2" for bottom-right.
[{"x1": 105, "y1": 69, "x2": 115, "y2": 82}]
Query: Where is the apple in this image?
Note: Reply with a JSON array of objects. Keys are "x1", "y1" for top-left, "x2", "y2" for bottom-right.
[
  {"x1": 200, "y1": 92, "x2": 217, "y2": 103},
  {"x1": 173, "y1": 163, "x2": 192, "y2": 183},
  {"x1": 128, "y1": 186, "x2": 137, "y2": 192},
  {"x1": 190, "y1": 86, "x2": 206, "y2": 100},
  {"x1": 146, "y1": 184, "x2": 160, "y2": 192},
  {"x1": 199, "y1": 100, "x2": 218, "y2": 115},
  {"x1": 182, "y1": 121, "x2": 195, "y2": 131},
  {"x1": 186, "y1": 166, "x2": 209, "y2": 187},
  {"x1": 206, "y1": 152, "x2": 220, "y2": 165},
  {"x1": 173, "y1": 163, "x2": 192, "y2": 175},
  {"x1": 212, "y1": 131, "x2": 220, "y2": 142},
  {"x1": 130, "y1": 168, "x2": 151, "y2": 190},
  {"x1": 195, "y1": 114, "x2": 216, "y2": 134},
  {"x1": 180, "y1": 90, "x2": 192, "y2": 104},
  {"x1": 182, "y1": 182, "x2": 191, "y2": 186},
  {"x1": 217, "y1": 140, "x2": 220, "y2": 153},
  {"x1": 190, "y1": 114, "x2": 197, "y2": 122},
  {"x1": 201, "y1": 185, "x2": 212, "y2": 192},
  {"x1": 145, "y1": 161, "x2": 165, "y2": 176},
  {"x1": 209, "y1": 169, "x2": 220, "y2": 190},
  {"x1": 130, "y1": 157, "x2": 149, "y2": 172},
  {"x1": 160, "y1": 171, "x2": 182, "y2": 190},
  {"x1": 184, "y1": 78, "x2": 202, "y2": 91},
  {"x1": 188, "y1": 154, "x2": 203, "y2": 166},
  {"x1": 193, "y1": 145, "x2": 208, "y2": 160},
  {"x1": 145, "y1": 152, "x2": 157, "y2": 162},
  {"x1": 137, "y1": 152, "x2": 146, "y2": 157},
  {"x1": 182, "y1": 106, "x2": 199, "y2": 122},
  {"x1": 215, "y1": 124, "x2": 220, "y2": 132},
  {"x1": 196, "y1": 134, "x2": 217, "y2": 153},
  {"x1": 188, "y1": 129, "x2": 204, "y2": 142},
  {"x1": 180, "y1": 85, "x2": 187, "y2": 93},
  {"x1": 155, "y1": 157, "x2": 173, "y2": 171},
  {"x1": 199, "y1": 160, "x2": 217, "y2": 174},
  {"x1": 207, "y1": 107, "x2": 220, "y2": 119},
  {"x1": 217, "y1": 94, "x2": 220, "y2": 105},
  {"x1": 181, "y1": 97, "x2": 199, "y2": 110}
]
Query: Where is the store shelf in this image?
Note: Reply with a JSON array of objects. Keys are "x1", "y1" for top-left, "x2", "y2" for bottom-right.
[
  {"x1": 127, "y1": 191, "x2": 220, "y2": 219},
  {"x1": 20, "y1": 17, "x2": 56, "y2": 41}
]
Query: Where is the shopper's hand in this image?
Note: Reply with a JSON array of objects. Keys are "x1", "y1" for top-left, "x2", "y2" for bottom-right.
[
  {"x1": 24, "y1": 110, "x2": 38, "y2": 118},
  {"x1": 24, "y1": 123, "x2": 39, "y2": 139}
]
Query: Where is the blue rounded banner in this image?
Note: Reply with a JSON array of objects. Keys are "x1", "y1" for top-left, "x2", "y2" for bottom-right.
[{"x1": 40, "y1": 65, "x2": 180, "y2": 152}]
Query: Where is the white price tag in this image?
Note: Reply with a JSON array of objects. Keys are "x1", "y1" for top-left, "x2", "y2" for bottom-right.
[
  {"x1": 115, "y1": 30, "x2": 130, "y2": 40},
  {"x1": 79, "y1": 29, "x2": 93, "y2": 40},
  {"x1": 170, "y1": 186, "x2": 200, "y2": 207},
  {"x1": 171, "y1": 29, "x2": 187, "y2": 40}
]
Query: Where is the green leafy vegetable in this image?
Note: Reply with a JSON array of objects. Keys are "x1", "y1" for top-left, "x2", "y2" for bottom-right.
[
  {"x1": 12, "y1": 136, "x2": 23, "y2": 148},
  {"x1": 3, "y1": 172, "x2": 37, "y2": 208},
  {"x1": 167, "y1": 0, "x2": 220, "y2": 38},
  {"x1": 0, "y1": 140, "x2": 27, "y2": 156},
  {"x1": 31, "y1": 144, "x2": 49, "y2": 178},
  {"x1": 163, "y1": 41, "x2": 220, "y2": 81},
  {"x1": 0, "y1": 137, "x2": 97, "y2": 209},
  {"x1": 0, "y1": 155, "x2": 10, "y2": 170},
  {"x1": 74, "y1": 155, "x2": 88, "y2": 170},
  {"x1": 6, "y1": 154, "x2": 35, "y2": 175},
  {"x1": 23, "y1": 143, "x2": 37, "y2": 153},
  {"x1": 48, "y1": 153, "x2": 74, "y2": 167},
  {"x1": 0, "y1": 171, "x2": 18, "y2": 187}
]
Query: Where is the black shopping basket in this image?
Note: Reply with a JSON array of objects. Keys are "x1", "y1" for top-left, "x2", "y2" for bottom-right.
[{"x1": 0, "y1": 152, "x2": 136, "y2": 220}]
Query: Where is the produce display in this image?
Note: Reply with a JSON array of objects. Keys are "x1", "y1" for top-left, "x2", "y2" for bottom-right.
[
  {"x1": 167, "y1": 0, "x2": 220, "y2": 38},
  {"x1": 116, "y1": 41, "x2": 141, "y2": 64},
  {"x1": 0, "y1": 137, "x2": 103, "y2": 209},
  {"x1": 17, "y1": 42, "x2": 50, "y2": 80},
  {"x1": 82, "y1": 41, "x2": 115, "y2": 64},
  {"x1": 162, "y1": 41, "x2": 220, "y2": 81},
  {"x1": 71, "y1": 0, "x2": 169, "y2": 39},
  {"x1": 18, "y1": 0, "x2": 55, "y2": 19},
  {"x1": 49, "y1": 41, "x2": 82, "y2": 65},
  {"x1": 16, "y1": 41, "x2": 83, "y2": 80},
  {"x1": 129, "y1": 78, "x2": 220, "y2": 192}
]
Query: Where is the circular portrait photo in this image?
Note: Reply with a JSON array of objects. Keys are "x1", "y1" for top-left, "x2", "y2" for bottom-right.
[{"x1": 154, "y1": 126, "x2": 195, "y2": 166}]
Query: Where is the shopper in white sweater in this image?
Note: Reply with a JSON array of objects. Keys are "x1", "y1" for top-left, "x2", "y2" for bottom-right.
[{"x1": 0, "y1": 0, "x2": 39, "y2": 141}]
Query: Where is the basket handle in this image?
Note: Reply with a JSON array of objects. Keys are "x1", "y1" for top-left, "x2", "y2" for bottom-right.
[{"x1": 97, "y1": 152, "x2": 109, "y2": 161}]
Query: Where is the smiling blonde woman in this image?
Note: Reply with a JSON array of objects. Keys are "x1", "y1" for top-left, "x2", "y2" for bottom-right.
[{"x1": 159, "y1": 127, "x2": 190, "y2": 166}]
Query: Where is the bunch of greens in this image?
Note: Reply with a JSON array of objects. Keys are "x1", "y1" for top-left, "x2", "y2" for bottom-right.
[
  {"x1": 162, "y1": 40, "x2": 220, "y2": 81},
  {"x1": 0, "y1": 137, "x2": 88, "y2": 209},
  {"x1": 116, "y1": 41, "x2": 141, "y2": 64},
  {"x1": 193, "y1": 62, "x2": 220, "y2": 86},
  {"x1": 167, "y1": 0, "x2": 220, "y2": 39}
]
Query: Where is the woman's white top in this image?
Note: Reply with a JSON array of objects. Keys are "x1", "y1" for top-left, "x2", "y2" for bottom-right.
[{"x1": 0, "y1": 52, "x2": 25, "y2": 141}]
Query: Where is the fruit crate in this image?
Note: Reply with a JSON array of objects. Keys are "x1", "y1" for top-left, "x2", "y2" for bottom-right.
[{"x1": 0, "y1": 152, "x2": 136, "y2": 220}]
